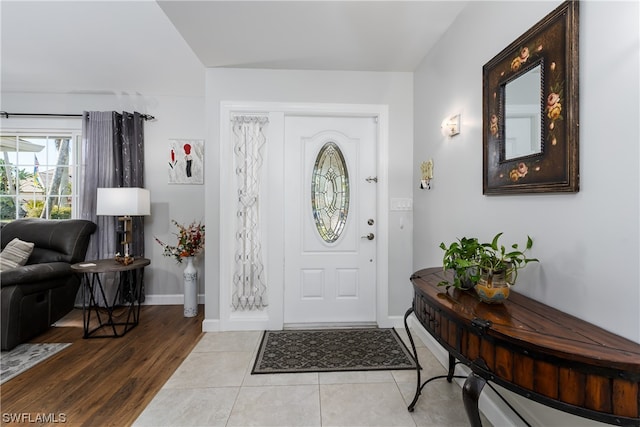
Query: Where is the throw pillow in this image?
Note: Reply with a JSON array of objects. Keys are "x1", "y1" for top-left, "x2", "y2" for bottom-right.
[{"x1": 0, "y1": 238, "x2": 35, "y2": 271}]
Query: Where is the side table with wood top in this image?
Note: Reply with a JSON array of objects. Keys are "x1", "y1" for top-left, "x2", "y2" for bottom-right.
[{"x1": 71, "y1": 258, "x2": 150, "y2": 338}]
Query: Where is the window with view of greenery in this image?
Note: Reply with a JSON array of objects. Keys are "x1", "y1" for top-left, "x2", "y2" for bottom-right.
[{"x1": 0, "y1": 132, "x2": 82, "y2": 223}]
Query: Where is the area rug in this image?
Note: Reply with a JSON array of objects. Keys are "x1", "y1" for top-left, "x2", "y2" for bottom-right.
[
  {"x1": 1, "y1": 343, "x2": 71, "y2": 384},
  {"x1": 252, "y1": 328, "x2": 416, "y2": 374}
]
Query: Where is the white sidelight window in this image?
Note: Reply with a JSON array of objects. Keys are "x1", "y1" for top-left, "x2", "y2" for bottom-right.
[{"x1": 231, "y1": 115, "x2": 269, "y2": 311}]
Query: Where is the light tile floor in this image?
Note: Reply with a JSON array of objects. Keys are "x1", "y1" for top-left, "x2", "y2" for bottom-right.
[{"x1": 134, "y1": 328, "x2": 492, "y2": 427}]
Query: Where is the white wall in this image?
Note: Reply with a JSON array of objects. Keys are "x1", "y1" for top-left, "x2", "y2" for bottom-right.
[
  {"x1": 413, "y1": 1, "x2": 639, "y2": 425},
  {"x1": 0, "y1": 91, "x2": 207, "y2": 302},
  {"x1": 414, "y1": 0, "x2": 639, "y2": 343},
  {"x1": 205, "y1": 68, "x2": 414, "y2": 322}
]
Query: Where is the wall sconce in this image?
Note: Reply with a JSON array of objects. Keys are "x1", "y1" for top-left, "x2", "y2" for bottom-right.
[
  {"x1": 420, "y1": 159, "x2": 434, "y2": 189},
  {"x1": 441, "y1": 114, "x2": 460, "y2": 137}
]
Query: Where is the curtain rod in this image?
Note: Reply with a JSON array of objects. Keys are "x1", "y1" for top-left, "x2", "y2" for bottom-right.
[{"x1": 0, "y1": 111, "x2": 156, "y2": 121}]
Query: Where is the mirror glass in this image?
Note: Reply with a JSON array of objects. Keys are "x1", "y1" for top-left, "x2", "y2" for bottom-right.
[{"x1": 504, "y1": 65, "x2": 542, "y2": 160}]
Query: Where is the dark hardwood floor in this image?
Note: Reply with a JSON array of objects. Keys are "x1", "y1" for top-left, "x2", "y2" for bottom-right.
[{"x1": 1, "y1": 305, "x2": 204, "y2": 426}]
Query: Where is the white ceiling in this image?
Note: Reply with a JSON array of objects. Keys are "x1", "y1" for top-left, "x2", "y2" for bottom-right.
[
  {"x1": 157, "y1": 1, "x2": 467, "y2": 72},
  {"x1": 1, "y1": 0, "x2": 205, "y2": 96},
  {"x1": 1, "y1": 1, "x2": 467, "y2": 96}
]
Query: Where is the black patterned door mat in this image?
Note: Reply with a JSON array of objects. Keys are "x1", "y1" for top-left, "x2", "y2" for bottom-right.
[{"x1": 251, "y1": 328, "x2": 417, "y2": 374}]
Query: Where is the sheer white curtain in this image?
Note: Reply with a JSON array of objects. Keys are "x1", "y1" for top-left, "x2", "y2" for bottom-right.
[{"x1": 231, "y1": 116, "x2": 268, "y2": 310}]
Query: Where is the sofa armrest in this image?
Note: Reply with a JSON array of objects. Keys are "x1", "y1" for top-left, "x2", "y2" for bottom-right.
[{"x1": 0, "y1": 262, "x2": 72, "y2": 287}]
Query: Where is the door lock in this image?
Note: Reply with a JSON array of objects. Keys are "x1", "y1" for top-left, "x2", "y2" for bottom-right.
[
  {"x1": 367, "y1": 219, "x2": 375, "y2": 226},
  {"x1": 361, "y1": 233, "x2": 375, "y2": 241}
]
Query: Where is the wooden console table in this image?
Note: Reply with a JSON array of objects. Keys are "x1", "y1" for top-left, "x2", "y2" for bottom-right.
[{"x1": 405, "y1": 267, "x2": 640, "y2": 426}]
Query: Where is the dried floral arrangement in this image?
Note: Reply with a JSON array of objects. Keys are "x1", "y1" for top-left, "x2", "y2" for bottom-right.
[{"x1": 155, "y1": 220, "x2": 205, "y2": 263}]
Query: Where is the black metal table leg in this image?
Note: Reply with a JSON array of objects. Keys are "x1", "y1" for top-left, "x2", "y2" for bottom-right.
[
  {"x1": 82, "y1": 272, "x2": 109, "y2": 337},
  {"x1": 83, "y1": 269, "x2": 141, "y2": 338},
  {"x1": 404, "y1": 305, "x2": 467, "y2": 414},
  {"x1": 73, "y1": 258, "x2": 149, "y2": 339},
  {"x1": 463, "y1": 372, "x2": 486, "y2": 427},
  {"x1": 404, "y1": 307, "x2": 422, "y2": 412},
  {"x1": 447, "y1": 353, "x2": 456, "y2": 382}
]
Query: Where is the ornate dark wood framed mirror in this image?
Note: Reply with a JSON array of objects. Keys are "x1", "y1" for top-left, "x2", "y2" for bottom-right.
[{"x1": 483, "y1": 1, "x2": 579, "y2": 195}]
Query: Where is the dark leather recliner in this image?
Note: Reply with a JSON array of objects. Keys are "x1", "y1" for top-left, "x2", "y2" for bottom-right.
[{"x1": 1, "y1": 218, "x2": 97, "y2": 350}]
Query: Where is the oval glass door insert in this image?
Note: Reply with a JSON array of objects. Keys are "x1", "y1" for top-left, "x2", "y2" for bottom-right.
[{"x1": 311, "y1": 141, "x2": 350, "y2": 243}]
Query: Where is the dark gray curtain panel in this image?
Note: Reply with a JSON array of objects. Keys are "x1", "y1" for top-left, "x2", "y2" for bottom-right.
[
  {"x1": 116, "y1": 112, "x2": 146, "y2": 258},
  {"x1": 78, "y1": 111, "x2": 146, "y2": 305}
]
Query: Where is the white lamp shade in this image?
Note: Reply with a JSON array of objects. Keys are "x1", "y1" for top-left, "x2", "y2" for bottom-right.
[{"x1": 96, "y1": 187, "x2": 151, "y2": 216}]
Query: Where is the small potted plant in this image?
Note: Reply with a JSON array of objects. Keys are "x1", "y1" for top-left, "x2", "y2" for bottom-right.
[
  {"x1": 438, "y1": 232, "x2": 538, "y2": 303},
  {"x1": 477, "y1": 233, "x2": 537, "y2": 283},
  {"x1": 438, "y1": 237, "x2": 482, "y2": 290}
]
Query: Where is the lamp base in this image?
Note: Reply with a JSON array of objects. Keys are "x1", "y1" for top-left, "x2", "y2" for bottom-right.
[{"x1": 115, "y1": 254, "x2": 135, "y2": 266}]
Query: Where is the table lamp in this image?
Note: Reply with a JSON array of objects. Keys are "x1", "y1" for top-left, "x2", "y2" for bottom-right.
[{"x1": 96, "y1": 187, "x2": 151, "y2": 263}]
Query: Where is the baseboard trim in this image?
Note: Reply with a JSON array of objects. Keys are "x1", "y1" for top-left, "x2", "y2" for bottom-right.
[
  {"x1": 142, "y1": 294, "x2": 205, "y2": 306},
  {"x1": 202, "y1": 318, "x2": 220, "y2": 332},
  {"x1": 386, "y1": 315, "x2": 407, "y2": 330},
  {"x1": 199, "y1": 314, "x2": 408, "y2": 332}
]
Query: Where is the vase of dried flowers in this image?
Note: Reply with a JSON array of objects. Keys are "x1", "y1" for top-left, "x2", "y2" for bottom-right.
[{"x1": 155, "y1": 220, "x2": 205, "y2": 317}]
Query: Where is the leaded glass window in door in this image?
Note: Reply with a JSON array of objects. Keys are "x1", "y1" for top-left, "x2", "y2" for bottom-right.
[{"x1": 311, "y1": 141, "x2": 349, "y2": 243}]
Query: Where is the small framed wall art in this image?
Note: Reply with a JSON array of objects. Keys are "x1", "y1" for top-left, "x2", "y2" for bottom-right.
[{"x1": 168, "y1": 139, "x2": 204, "y2": 184}]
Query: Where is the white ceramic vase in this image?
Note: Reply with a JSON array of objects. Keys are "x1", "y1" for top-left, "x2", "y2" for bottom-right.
[{"x1": 183, "y1": 256, "x2": 198, "y2": 317}]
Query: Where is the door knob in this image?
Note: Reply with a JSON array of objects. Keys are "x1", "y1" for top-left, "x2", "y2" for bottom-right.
[{"x1": 361, "y1": 233, "x2": 375, "y2": 241}]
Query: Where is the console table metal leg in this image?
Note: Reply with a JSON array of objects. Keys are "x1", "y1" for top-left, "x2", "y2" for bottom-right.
[
  {"x1": 404, "y1": 305, "x2": 472, "y2": 415},
  {"x1": 404, "y1": 307, "x2": 422, "y2": 412},
  {"x1": 463, "y1": 372, "x2": 486, "y2": 427},
  {"x1": 446, "y1": 353, "x2": 456, "y2": 382}
]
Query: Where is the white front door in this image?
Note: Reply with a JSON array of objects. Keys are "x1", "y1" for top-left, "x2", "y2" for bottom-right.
[{"x1": 284, "y1": 116, "x2": 377, "y2": 325}]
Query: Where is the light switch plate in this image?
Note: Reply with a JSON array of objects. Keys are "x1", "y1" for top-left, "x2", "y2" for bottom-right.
[{"x1": 390, "y1": 198, "x2": 413, "y2": 211}]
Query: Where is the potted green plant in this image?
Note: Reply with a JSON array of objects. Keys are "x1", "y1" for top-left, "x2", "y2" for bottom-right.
[
  {"x1": 438, "y1": 232, "x2": 538, "y2": 303},
  {"x1": 476, "y1": 232, "x2": 537, "y2": 283},
  {"x1": 438, "y1": 237, "x2": 482, "y2": 290}
]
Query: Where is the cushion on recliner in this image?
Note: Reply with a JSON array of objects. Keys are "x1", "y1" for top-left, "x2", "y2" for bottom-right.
[
  {"x1": 0, "y1": 238, "x2": 35, "y2": 271},
  {"x1": 1, "y1": 219, "x2": 97, "y2": 264},
  {"x1": 0, "y1": 262, "x2": 72, "y2": 287}
]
